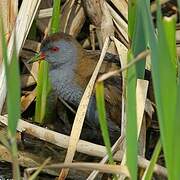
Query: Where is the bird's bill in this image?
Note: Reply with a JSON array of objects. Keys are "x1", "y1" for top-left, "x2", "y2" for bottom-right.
[{"x1": 27, "y1": 52, "x2": 45, "y2": 64}]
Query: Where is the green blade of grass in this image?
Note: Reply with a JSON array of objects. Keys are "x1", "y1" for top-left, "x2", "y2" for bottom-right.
[
  {"x1": 139, "y1": 1, "x2": 179, "y2": 179},
  {"x1": 128, "y1": 0, "x2": 137, "y2": 38},
  {"x1": 29, "y1": 158, "x2": 51, "y2": 180},
  {"x1": 132, "y1": 0, "x2": 147, "y2": 78},
  {"x1": 126, "y1": 50, "x2": 137, "y2": 179},
  {"x1": 0, "y1": 17, "x2": 20, "y2": 145},
  {"x1": 95, "y1": 81, "x2": 114, "y2": 165},
  {"x1": 35, "y1": 0, "x2": 61, "y2": 124},
  {"x1": 173, "y1": 81, "x2": 180, "y2": 179},
  {"x1": 126, "y1": 2, "x2": 148, "y2": 175},
  {"x1": 7, "y1": 45, "x2": 21, "y2": 136},
  {"x1": 143, "y1": 139, "x2": 161, "y2": 180},
  {"x1": 0, "y1": 17, "x2": 20, "y2": 179},
  {"x1": 35, "y1": 61, "x2": 50, "y2": 123},
  {"x1": 50, "y1": 0, "x2": 61, "y2": 34},
  {"x1": 126, "y1": 0, "x2": 141, "y2": 178},
  {"x1": 156, "y1": 5, "x2": 177, "y2": 178},
  {"x1": 162, "y1": 16, "x2": 176, "y2": 65}
]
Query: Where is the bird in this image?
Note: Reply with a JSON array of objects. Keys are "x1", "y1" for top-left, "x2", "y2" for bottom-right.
[{"x1": 30, "y1": 32, "x2": 122, "y2": 144}]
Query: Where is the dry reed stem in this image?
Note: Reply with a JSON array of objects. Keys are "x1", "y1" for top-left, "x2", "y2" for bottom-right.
[
  {"x1": 100, "y1": 0, "x2": 115, "y2": 51},
  {"x1": 0, "y1": 0, "x2": 42, "y2": 113},
  {"x1": 7, "y1": 0, "x2": 18, "y2": 33},
  {"x1": 109, "y1": 0, "x2": 128, "y2": 20},
  {"x1": 138, "y1": 116, "x2": 147, "y2": 156},
  {"x1": 61, "y1": 1, "x2": 85, "y2": 36},
  {"x1": 28, "y1": 163, "x2": 130, "y2": 177},
  {"x1": 21, "y1": 89, "x2": 36, "y2": 113},
  {"x1": 38, "y1": 8, "x2": 53, "y2": 19},
  {"x1": 136, "y1": 80, "x2": 149, "y2": 136},
  {"x1": 0, "y1": 115, "x2": 167, "y2": 177},
  {"x1": 58, "y1": 37, "x2": 110, "y2": 180},
  {"x1": 87, "y1": 136, "x2": 125, "y2": 180},
  {"x1": 21, "y1": 74, "x2": 36, "y2": 88},
  {"x1": 106, "y1": 3, "x2": 128, "y2": 41},
  {"x1": 60, "y1": 0, "x2": 76, "y2": 33},
  {"x1": 0, "y1": 0, "x2": 18, "y2": 99},
  {"x1": 0, "y1": 115, "x2": 106, "y2": 157}
]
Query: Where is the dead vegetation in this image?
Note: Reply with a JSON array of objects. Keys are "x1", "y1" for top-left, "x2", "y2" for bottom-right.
[{"x1": 0, "y1": 0, "x2": 178, "y2": 179}]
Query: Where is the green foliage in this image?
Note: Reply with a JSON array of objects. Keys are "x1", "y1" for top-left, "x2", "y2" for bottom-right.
[
  {"x1": 50, "y1": 0, "x2": 61, "y2": 34},
  {"x1": 95, "y1": 81, "x2": 118, "y2": 180},
  {"x1": 126, "y1": 50, "x2": 137, "y2": 179},
  {"x1": 143, "y1": 139, "x2": 161, "y2": 180},
  {"x1": 95, "y1": 82, "x2": 114, "y2": 164},
  {"x1": 131, "y1": 0, "x2": 146, "y2": 78},
  {"x1": 35, "y1": 61, "x2": 50, "y2": 123},
  {"x1": 35, "y1": 0, "x2": 61, "y2": 124},
  {"x1": 0, "y1": 16, "x2": 20, "y2": 179},
  {"x1": 138, "y1": 0, "x2": 180, "y2": 179},
  {"x1": 128, "y1": 0, "x2": 137, "y2": 38}
]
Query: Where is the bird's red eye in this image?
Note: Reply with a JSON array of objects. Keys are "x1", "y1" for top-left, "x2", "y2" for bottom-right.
[
  {"x1": 51, "y1": 47, "x2": 59, "y2": 52},
  {"x1": 40, "y1": 52, "x2": 46, "y2": 59}
]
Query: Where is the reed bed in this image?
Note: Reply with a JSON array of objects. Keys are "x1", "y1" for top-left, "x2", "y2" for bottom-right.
[{"x1": 0, "y1": 0, "x2": 179, "y2": 179}]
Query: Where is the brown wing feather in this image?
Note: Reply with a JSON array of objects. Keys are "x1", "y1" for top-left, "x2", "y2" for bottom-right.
[
  {"x1": 104, "y1": 76, "x2": 122, "y2": 126},
  {"x1": 74, "y1": 49, "x2": 122, "y2": 126},
  {"x1": 74, "y1": 50, "x2": 120, "y2": 87}
]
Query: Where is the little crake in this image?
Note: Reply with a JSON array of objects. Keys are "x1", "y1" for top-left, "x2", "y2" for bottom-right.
[{"x1": 34, "y1": 32, "x2": 122, "y2": 142}]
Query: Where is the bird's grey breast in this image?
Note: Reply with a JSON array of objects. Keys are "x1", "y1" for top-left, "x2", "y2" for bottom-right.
[{"x1": 49, "y1": 68, "x2": 84, "y2": 106}]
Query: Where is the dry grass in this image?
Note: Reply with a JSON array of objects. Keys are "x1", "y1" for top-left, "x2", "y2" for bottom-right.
[{"x1": 0, "y1": 0, "x2": 178, "y2": 179}]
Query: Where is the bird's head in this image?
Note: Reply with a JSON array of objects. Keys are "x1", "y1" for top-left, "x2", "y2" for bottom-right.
[{"x1": 28, "y1": 32, "x2": 80, "y2": 69}]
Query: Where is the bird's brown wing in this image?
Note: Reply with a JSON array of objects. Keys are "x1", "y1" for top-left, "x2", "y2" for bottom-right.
[
  {"x1": 74, "y1": 50, "x2": 121, "y2": 88},
  {"x1": 103, "y1": 76, "x2": 122, "y2": 126},
  {"x1": 74, "y1": 50, "x2": 122, "y2": 127},
  {"x1": 85, "y1": 51, "x2": 122, "y2": 126}
]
